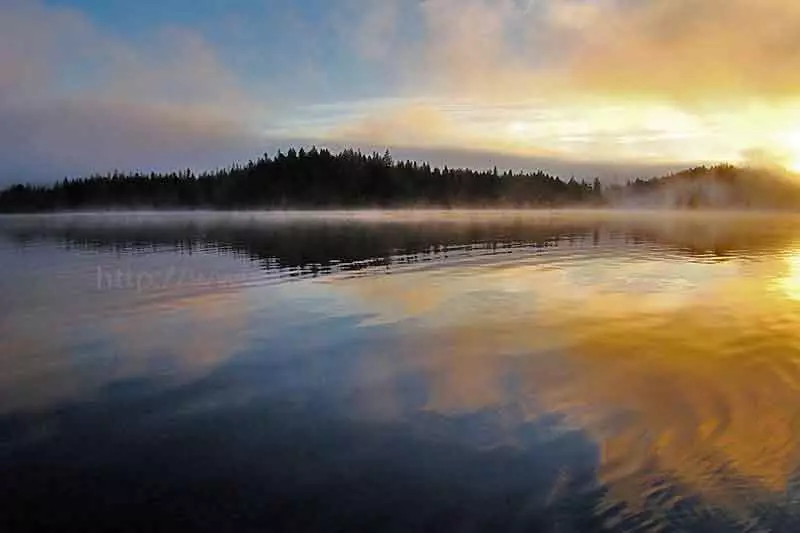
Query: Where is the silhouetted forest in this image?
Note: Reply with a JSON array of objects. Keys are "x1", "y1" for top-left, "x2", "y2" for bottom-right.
[
  {"x1": 0, "y1": 148, "x2": 604, "y2": 212},
  {"x1": 4, "y1": 148, "x2": 799, "y2": 212}
]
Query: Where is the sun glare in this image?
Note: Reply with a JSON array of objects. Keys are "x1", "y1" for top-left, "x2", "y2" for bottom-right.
[{"x1": 780, "y1": 130, "x2": 800, "y2": 174}]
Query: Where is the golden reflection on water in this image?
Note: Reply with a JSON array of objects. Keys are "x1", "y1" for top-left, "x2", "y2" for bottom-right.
[
  {"x1": 8, "y1": 211, "x2": 800, "y2": 523},
  {"x1": 775, "y1": 252, "x2": 800, "y2": 301},
  {"x1": 336, "y1": 215, "x2": 800, "y2": 514}
]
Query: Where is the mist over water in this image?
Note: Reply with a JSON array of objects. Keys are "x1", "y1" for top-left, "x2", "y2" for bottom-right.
[{"x1": 4, "y1": 210, "x2": 800, "y2": 531}]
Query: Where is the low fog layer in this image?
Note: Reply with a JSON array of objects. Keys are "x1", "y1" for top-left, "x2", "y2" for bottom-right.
[{"x1": 610, "y1": 166, "x2": 800, "y2": 210}]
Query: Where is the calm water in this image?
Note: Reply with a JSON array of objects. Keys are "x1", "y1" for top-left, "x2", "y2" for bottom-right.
[{"x1": 5, "y1": 210, "x2": 800, "y2": 532}]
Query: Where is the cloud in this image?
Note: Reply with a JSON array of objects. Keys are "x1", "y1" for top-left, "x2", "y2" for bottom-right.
[
  {"x1": 0, "y1": 99, "x2": 263, "y2": 182},
  {"x1": 320, "y1": 0, "x2": 800, "y2": 170},
  {"x1": 418, "y1": 0, "x2": 525, "y2": 94},
  {"x1": 401, "y1": 0, "x2": 800, "y2": 104},
  {"x1": 0, "y1": 0, "x2": 92, "y2": 102},
  {"x1": 329, "y1": 103, "x2": 471, "y2": 148},
  {"x1": 310, "y1": 92, "x2": 734, "y2": 171},
  {"x1": 547, "y1": 0, "x2": 800, "y2": 103},
  {"x1": 0, "y1": 0, "x2": 266, "y2": 185},
  {"x1": 348, "y1": 0, "x2": 402, "y2": 61},
  {"x1": 98, "y1": 27, "x2": 254, "y2": 114},
  {"x1": 7, "y1": 0, "x2": 800, "y2": 184}
]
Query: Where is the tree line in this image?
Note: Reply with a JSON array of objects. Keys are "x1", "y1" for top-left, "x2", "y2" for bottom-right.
[{"x1": 0, "y1": 148, "x2": 605, "y2": 212}]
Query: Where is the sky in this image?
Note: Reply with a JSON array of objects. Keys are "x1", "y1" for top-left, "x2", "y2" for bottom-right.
[{"x1": 3, "y1": 0, "x2": 800, "y2": 185}]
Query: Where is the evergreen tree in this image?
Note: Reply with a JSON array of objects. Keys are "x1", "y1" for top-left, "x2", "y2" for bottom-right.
[{"x1": 0, "y1": 148, "x2": 610, "y2": 212}]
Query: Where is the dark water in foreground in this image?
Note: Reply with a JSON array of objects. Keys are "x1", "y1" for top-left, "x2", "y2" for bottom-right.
[{"x1": 5, "y1": 210, "x2": 800, "y2": 532}]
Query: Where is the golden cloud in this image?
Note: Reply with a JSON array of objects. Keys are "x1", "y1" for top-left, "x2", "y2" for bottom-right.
[
  {"x1": 335, "y1": 0, "x2": 800, "y2": 168},
  {"x1": 329, "y1": 104, "x2": 463, "y2": 147},
  {"x1": 550, "y1": 0, "x2": 800, "y2": 103},
  {"x1": 402, "y1": 0, "x2": 800, "y2": 104}
]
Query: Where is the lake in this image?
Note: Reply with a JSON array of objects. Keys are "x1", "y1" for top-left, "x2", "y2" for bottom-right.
[{"x1": 3, "y1": 210, "x2": 800, "y2": 532}]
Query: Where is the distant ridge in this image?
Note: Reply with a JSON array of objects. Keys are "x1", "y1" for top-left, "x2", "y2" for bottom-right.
[{"x1": 609, "y1": 165, "x2": 800, "y2": 209}]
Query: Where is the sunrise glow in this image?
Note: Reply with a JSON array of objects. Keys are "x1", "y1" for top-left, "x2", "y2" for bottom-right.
[
  {"x1": 3, "y1": 0, "x2": 800, "y2": 181},
  {"x1": 781, "y1": 131, "x2": 800, "y2": 173}
]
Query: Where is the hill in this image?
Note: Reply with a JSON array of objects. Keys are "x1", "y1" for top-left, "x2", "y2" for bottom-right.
[{"x1": 611, "y1": 165, "x2": 800, "y2": 209}]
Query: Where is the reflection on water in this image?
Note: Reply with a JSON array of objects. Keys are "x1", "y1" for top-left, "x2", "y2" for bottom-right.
[{"x1": 4, "y1": 211, "x2": 800, "y2": 531}]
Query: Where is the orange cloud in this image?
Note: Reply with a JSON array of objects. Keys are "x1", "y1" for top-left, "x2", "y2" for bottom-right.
[
  {"x1": 399, "y1": 0, "x2": 800, "y2": 104},
  {"x1": 548, "y1": 0, "x2": 800, "y2": 103},
  {"x1": 330, "y1": 104, "x2": 462, "y2": 147},
  {"x1": 334, "y1": 0, "x2": 800, "y2": 169}
]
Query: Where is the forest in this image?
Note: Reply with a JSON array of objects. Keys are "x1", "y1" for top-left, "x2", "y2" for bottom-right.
[
  {"x1": 0, "y1": 148, "x2": 604, "y2": 212},
  {"x1": 2, "y1": 147, "x2": 797, "y2": 212}
]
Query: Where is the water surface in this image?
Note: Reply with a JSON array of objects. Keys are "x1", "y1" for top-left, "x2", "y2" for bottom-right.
[{"x1": 4, "y1": 210, "x2": 800, "y2": 532}]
